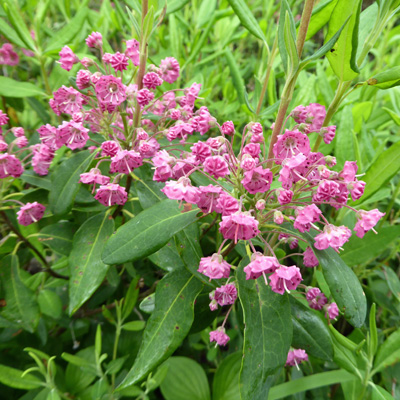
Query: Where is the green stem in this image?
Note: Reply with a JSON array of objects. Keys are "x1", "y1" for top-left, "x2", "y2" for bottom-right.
[
  {"x1": 111, "y1": 323, "x2": 122, "y2": 389},
  {"x1": 39, "y1": 57, "x2": 52, "y2": 96}
]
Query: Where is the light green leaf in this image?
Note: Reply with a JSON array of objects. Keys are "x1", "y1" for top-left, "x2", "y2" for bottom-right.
[
  {"x1": 336, "y1": 105, "x2": 354, "y2": 168},
  {"x1": 118, "y1": 268, "x2": 203, "y2": 389},
  {"x1": 38, "y1": 222, "x2": 77, "y2": 256},
  {"x1": 0, "y1": 76, "x2": 44, "y2": 98},
  {"x1": 371, "y1": 384, "x2": 395, "y2": 400},
  {"x1": 68, "y1": 212, "x2": 115, "y2": 315},
  {"x1": 160, "y1": 357, "x2": 210, "y2": 400},
  {"x1": 0, "y1": 18, "x2": 29, "y2": 48},
  {"x1": 305, "y1": 0, "x2": 339, "y2": 40},
  {"x1": 368, "y1": 66, "x2": 400, "y2": 90},
  {"x1": 213, "y1": 352, "x2": 241, "y2": 400},
  {"x1": 374, "y1": 329, "x2": 400, "y2": 374},
  {"x1": 0, "y1": 255, "x2": 40, "y2": 333},
  {"x1": 102, "y1": 199, "x2": 198, "y2": 265},
  {"x1": 325, "y1": 0, "x2": 362, "y2": 81},
  {"x1": 49, "y1": 150, "x2": 98, "y2": 215},
  {"x1": 383, "y1": 266, "x2": 400, "y2": 302},
  {"x1": 38, "y1": 290, "x2": 63, "y2": 319},
  {"x1": 122, "y1": 321, "x2": 146, "y2": 331},
  {"x1": 236, "y1": 257, "x2": 292, "y2": 400}
]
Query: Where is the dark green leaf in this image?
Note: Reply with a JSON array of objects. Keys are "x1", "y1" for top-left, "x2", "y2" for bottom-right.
[
  {"x1": 21, "y1": 170, "x2": 52, "y2": 191},
  {"x1": 373, "y1": 329, "x2": 400, "y2": 374},
  {"x1": 290, "y1": 297, "x2": 333, "y2": 361},
  {"x1": 149, "y1": 240, "x2": 185, "y2": 272},
  {"x1": 38, "y1": 289, "x2": 63, "y2": 319},
  {"x1": 38, "y1": 222, "x2": 77, "y2": 256},
  {"x1": 0, "y1": 77, "x2": 44, "y2": 98},
  {"x1": 236, "y1": 257, "x2": 292, "y2": 400},
  {"x1": 49, "y1": 150, "x2": 98, "y2": 215},
  {"x1": 118, "y1": 268, "x2": 203, "y2": 388},
  {"x1": 68, "y1": 212, "x2": 115, "y2": 315},
  {"x1": 102, "y1": 199, "x2": 198, "y2": 265},
  {"x1": 213, "y1": 352, "x2": 241, "y2": 400},
  {"x1": 160, "y1": 357, "x2": 210, "y2": 400}
]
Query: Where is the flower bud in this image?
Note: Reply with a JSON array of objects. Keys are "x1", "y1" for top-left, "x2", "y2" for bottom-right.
[
  {"x1": 256, "y1": 199, "x2": 266, "y2": 210},
  {"x1": 274, "y1": 210, "x2": 284, "y2": 224}
]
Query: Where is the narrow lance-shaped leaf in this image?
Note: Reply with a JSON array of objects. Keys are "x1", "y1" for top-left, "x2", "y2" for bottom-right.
[
  {"x1": 304, "y1": 0, "x2": 339, "y2": 40},
  {"x1": 278, "y1": 0, "x2": 296, "y2": 74},
  {"x1": 236, "y1": 257, "x2": 292, "y2": 400},
  {"x1": 68, "y1": 212, "x2": 115, "y2": 315},
  {"x1": 367, "y1": 66, "x2": 400, "y2": 89},
  {"x1": 102, "y1": 199, "x2": 198, "y2": 265},
  {"x1": 117, "y1": 268, "x2": 203, "y2": 389},
  {"x1": 0, "y1": 255, "x2": 40, "y2": 333},
  {"x1": 49, "y1": 150, "x2": 98, "y2": 215},
  {"x1": 0, "y1": 77, "x2": 45, "y2": 98}
]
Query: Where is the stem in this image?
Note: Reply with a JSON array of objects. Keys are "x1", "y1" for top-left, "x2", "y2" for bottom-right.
[
  {"x1": 111, "y1": 322, "x2": 122, "y2": 388},
  {"x1": 1, "y1": 211, "x2": 68, "y2": 280},
  {"x1": 296, "y1": 0, "x2": 315, "y2": 57},
  {"x1": 256, "y1": 36, "x2": 278, "y2": 116},
  {"x1": 39, "y1": 57, "x2": 52, "y2": 96}
]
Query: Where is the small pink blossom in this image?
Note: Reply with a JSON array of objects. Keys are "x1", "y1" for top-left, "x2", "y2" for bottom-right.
[
  {"x1": 137, "y1": 88, "x2": 155, "y2": 107},
  {"x1": 303, "y1": 247, "x2": 318, "y2": 267},
  {"x1": 0, "y1": 110, "x2": 9, "y2": 126},
  {"x1": 160, "y1": 57, "x2": 180, "y2": 83},
  {"x1": 16, "y1": 136, "x2": 28, "y2": 148},
  {"x1": 76, "y1": 70, "x2": 91, "y2": 89},
  {"x1": 203, "y1": 155, "x2": 229, "y2": 178},
  {"x1": 277, "y1": 189, "x2": 293, "y2": 205},
  {"x1": 17, "y1": 202, "x2": 45, "y2": 226},
  {"x1": 269, "y1": 265, "x2": 302, "y2": 294},
  {"x1": 327, "y1": 303, "x2": 339, "y2": 320},
  {"x1": 95, "y1": 75, "x2": 127, "y2": 106},
  {"x1": 59, "y1": 46, "x2": 79, "y2": 71},
  {"x1": 216, "y1": 193, "x2": 239, "y2": 216},
  {"x1": 314, "y1": 224, "x2": 351, "y2": 251},
  {"x1": 110, "y1": 52, "x2": 129, "y2": 71},
  {"x1": 32, "y1": 144, "x2": 54, "y2": 176},
  {"x1": 221, "y1": 121, "x2": 235, "y2": 136},
  {"x1": 198, "y1": 253, "x2": 231, "y2": 280},
  {"x1": 167, "y1": 122, "x2": 194, "y2": 141},
  {"x1": 0, "y1": 154, "x2": 24, "y2": 178},
  {"x1": 52, "y1": 86, "x2": 84, "y2": 115},
  {"x1": 274, "y1": 211, "x2": 284, "y2": 225},
  {"x1": 354, "y1": 209, "x2": 385, "y2": 238},
  {"x1": 143, "y1": 72, "x2": 163, "y2": 89},
  {"x1": 37, "y1": 124, "x2": 59, "y2": 150},
  {"x1": 306, "y1": 287, "x2": 327, "y2": 310},
  {"x1": 56, "y1": 121, "x2": 89, "y2": 150},
  {"x1": 243, "y1": 143, "x2": 261, "y2": 158},
  {"x1": 0, "y1": 139, "x2": 7, "y2": 152},
  {"x1": 86, "y1": 32, "x2": 103, "y2": 48},
  {"x1": 314, "y1": 180, "x2": 340, "y2": 202},
  {"x1": 210, "y1": 327, "x2": 230, "y2": 346},
  {"x1": 241, "y1": 166, "x2": 273, "y2": 194},
  {"x1": 286, "y1": 349, "x2": 308, "y2": 367},
  {"x1": 161, "y1": 177, "x2": 201, "y2": 204},
  {"x1": 191, "y1": 141, "x2": 212, "y2": 162},
  {"x1": 256, "y1": 199, "x2": 266, "y2": 210},
  {"x1": 349, "y1": 180, "x2": 365, "y2": 201},
  {"x1": 197, "y1": 185, "x2": 223, "y2": 213},
  {"x1": 80, "y1": 168, "x2": 110, "y2": 185},
  {"x1": 125, "y1": 39, "x2": 140, "y2": 66},
  {"x1": 293, "y1": 204, "x2": 322, "y2": 233},
  {"x1": 95, "y1": 184, "x2": 127, "y2": 206},
  {"x1": 304, "y1": 103, "x2": 326, "y2": 133},
  {"x1": 321, "y1": 126, "x2": 336, "y2": 144},
  {"x1": 273, "y1": 130, "x2": 310, "y2": 164},
  {"x1": 243, "y1": 252, "x2": 279, "y2": 280},
  {"x1": 339, "y1": 161, "x2": 358, "y2": 182},
  {"x1": 11, "y1": 127, "x2": 25, "y2": 137},
  {"x1": 291, "y1": 105, "x2": 308, "y2": 123},
  {"x1": 0, "y1": 43, "x2": 19, "y2": 66},
  {"x1": 110, "y1": 150, "x2": 143, "y2": 174},
  {"x1": 214, "y1": 284, "x2": 237, "y2": 306},
  {"x1": 240, "y1": 154, "x2": 257, "y2": 171},
  {"x1": 101, "y1": 141, "x2": 120, "y2": 157},
  {"x1": 219, "y1": 211, "x2": 260, "y2": 243}
]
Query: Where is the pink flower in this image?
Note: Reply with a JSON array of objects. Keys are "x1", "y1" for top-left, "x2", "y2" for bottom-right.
[
  {"x1": 102, "y1": 53, "x2": 112, "y2": 64},
  {"x1": 191, "y1": 141, "x2": 212, "y2": 163},
  {"x1": 101, "y1": 141, "x2": 120, "y2": 157},
  {"x1": 0, "y1": 139, "x2": 7, "y2": 152},
  {"x1": 241, "y1": 166, "x2": 273, "y2": 194},
  {"x1": 269, "y1": 265, "x2": 302, "y2": 294},
  {"x1": 214, "y1": 284, "x2": 237, "y2": 306},
  {"x1": 0, "y1": 110, "x2": 9, "y2": 126},
  {"x1": 256, "y1": 200, "x2": 266, "y2": 210},
  {"x1": 286, "y1": 349, "x2": 308, "y2": 367},
  {"x1": 86, "y1": 32, "x2": 103, "y2": 48},
  {"x1": 16, "y1": 136, "x2": 28, "y2": 148},
  {"x1": 216, "y1": 193, "x2": 239, "y2": 216},
  {"x1": 136, "y1": 89, "x2": 155, "y2": 107},
  {"x1": 321, "y1": 126, "x2": 336, "y2": 144},
  {"x1": 80, "y1": 168, "x2": 110, "y2": 185},
  {"x1": 143, "y1": 72, "x2": 163, "y2": 89},
  {"x1": 243, "y1": 143, "x2": 260, "y2": 158},
  {"x1": 110, "y1": 52, "x2": 129, "y2": 71},
  {"x1": 11, "y1": 127, "x2": 25, "y2": 137},
  {"x1": 349, "y1": 180, "x2": 365, "y2": 201},
  {"x1": 273, "y1": 130, "x2": 310, "y2": 164},
  {"x1": 278, "y1": 189, "x2": 293, "y2": 205},
  {"x1": 51, "y1": 86, "x2": 84, "y2": 116},
  {"x1": 198, "y1": 253, "x2": 231, "y2": 280},
  {"x1": 191, "y1": 107, "x2": 214, "y2": 135},
  {"x1": 167, "y1": 122, "x2": 194, "y2": 141},
  {"x1": 59, "y1": 46, "x2": 79, "y2": 71},
  {"x1": 161, "y1": 177, "x2": 201, "y2": 204},
  {"x1": 139, "y1": 138, "x2": 159, "y2": 158},
  {"x1": 204, "y1": 156, "x2": 229, "y2": 178},
  {"x1": 0, "y1": 154, "x2": 24, "y2": 178},
  {"x1": 314, "y1": 224, "x2": 351, "y2": 251},
  {"x1": 210, "y1": 327, "x2": 230, "y2": 346},
  {"x1": 95, "y1": 76, "x2": 127, "y2": 106},
  {"x1": 221, "y1": 121, "x2": 235, "y2": 136},
  {"x1": 240, "y1": 154, "x2": 257, "y2": 171},
  {"x1": 339, "y1": 161, "x2": 358, "y2": 182},
  {"x1": 304, "y1": 103, "x2": 326, "y2": 133},
  {"x1": 197, "y1": 185, "x2": 223, "y2": 213},
  {"x1": 219, "y1": 211, "x2": 260, "y2": 243},
  {"x1": 37, "y1": 124, "x2": 59, "y2": 150},
  {"x1": 95, "y1": 183, "x2": 127, "y2": 206},
  {"x1": 291, "y1": 105, "x2": 308, "y2": 123},
  {"x1": 110, "y1": 150, "x2": 143, "y2": 174},
  {"x1": 0, "y1": 43, "x2": 19, "y2": 66},
  {"x1": 354, "y1": 209, "x2": 385, "y2": 238},
  {"x1": 160, "y1": 57, "x2": 180, "y2": 83},
  {"x1": 314, "y1": 180, "x2": 340, "y2": 202},
  {"x1": 303, "y1": 247, "x2": 318, "y2": 267},
  {"x1": 293, "y1": 204, "x2": 322, "y2": 233},
  {"x1": 274, "y1": 211, "x2": 284, "y2": 225},
  {"x1": 306, "y1": 287, "x2": 327, "y2": 310},
  {"x1": 32, "y1": 144, "x2": 54, "y2": 175},
  {"x1": 56, "y1": 121, "x2": 89, "y2": 150},
  {"x1": 125, "y1": 39, "x2": 140, "y2": 66},
  {"x1": 183, "y1": 83, "x2": 202, "y2": 108},
  {"x1": 17, "y1": 202, "x2": 45, "y2": 226},
  {"x1": 76, "y1": 70, "x2": 91, "y2": 89},
  {"x1": 243, "y1": 252, "x2": 279, "y2": 280},
  {"x1": 327, "y1": 303, "x2": 339, "y2": 320}
]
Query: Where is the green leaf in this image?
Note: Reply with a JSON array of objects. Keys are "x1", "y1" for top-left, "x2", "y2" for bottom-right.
[
  {"x1": 149, "y1": 240, "x2": 185, "y2": 272},
  {"x1": 236, "y1": 257, "x2": 292, "y2": 400},
  {"x1": 122, "y1": 278, "x2": 139, "y2": 320},
  {"x1": 0, "y1": 255, "x2": 40, "y2": 333},
  {"x1": 38, "y1": 290, "x2": 63, "y2": 319},
  {"x1": 268, "y1": 369, "x2": 355, "y2": 400},
  {"x1": 356, "y1": 2, "x2": 379, "y2": 61},
  {"x1": 197, "y1": 0, "x2": 217, "y2": 28},
  {"x1": 38, "y1": 222, "x2": 77, "y2": 256},
  {"x1": 383, "y1": 266, "x2": 400, "y2": 302},
  {"x1": 49, "y1": 150, "x2": 98, "y2": 215},
  {"x1": 371, "y1": 384, "x2": 395, "y2": 400},
  {"x1": 367, "y1": 66, "x2": 400, "y2": 89},
  {"x1": 0, "y1": 76, "x2": 44, "y2": 98},
  {"x1": 45, "y1": 8, "x2": 88, "y2": 53},
  {"x1": 373, "y1": 329, "x2": 400, "y2": 374},
  {"x1": 102, "y1": 199, "x2": 198, "y2": 265},
  {"x1": 0, "y1": 18, "x2": 29, "y2": 48},
  {"x1": 0, "y1": 364, "x2": 42, "y2": 390},
  {"x1": 160, "y1": 357, "x2": 210, "y2": 400},
  {"x1": 352, "y1": 141, "x2": 400, "y2": 204},
  {"x1": 341, "y1": 226, "x2": 400, "y2": 266},
  {"x1": 118, "y1": 268, "x2": 203, "y2": 389},
  {"x1": 122, "y1": 321, "x2": 146, "y2": 331},
  {"x1": 213, "y1": 352, "x2": 241, "y2": 400},
  {"x1": 305, "y1": 0, "x2": 339, "y2": 40},
  {"x1": 105, "y1": 357, "x2": 128, "y2": 375},
  {"x1": 139, "y1": 293, "x2": 155, "y2": 314},
  {"x1": 21, "y1": 170, "x2": 52, "y2": 190},
  {"x1": 283, "y1": 11, "x2": 299, "y2": 73},
  {"x1": 68, "y1": 212, "x2": 115, "y2": 315},
  {"x1": 290, "y1": 297, "x2": 333, "y2": 361},
  {"x1": 335, "y1": 105, "x2": 354, "y2": 169},
  {"x1": 278, "y1": 0, "x2": 296, "y2": 74},
  {"x1": 369, "y1": 303, "x2": 378, "y2": 357},
  {"x1": 227, "y1": 0, "x2": 266, "y2": 43},
  {"x1": 135, "y1": 179, "x2": 165, "y2": 209},
  {"x1": 166, "y1": 0, "x2": 190, "y2": 14},
  {"x1": 325, "y1": 0, "x2": 362, "y2": 81}
]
